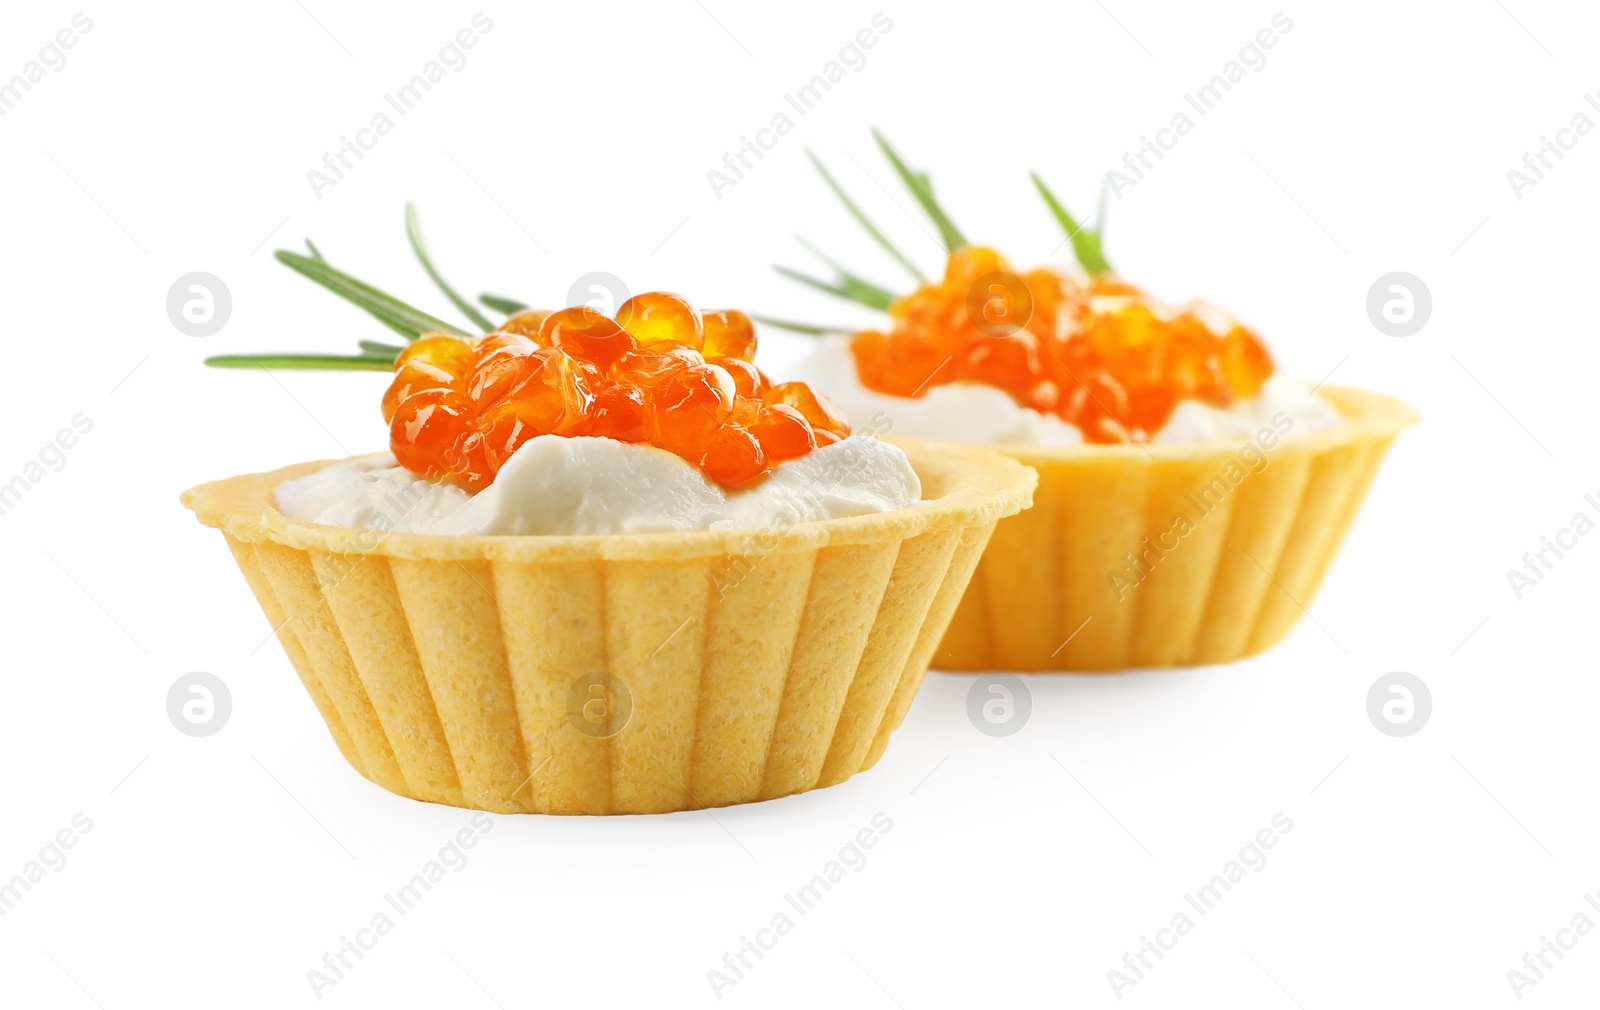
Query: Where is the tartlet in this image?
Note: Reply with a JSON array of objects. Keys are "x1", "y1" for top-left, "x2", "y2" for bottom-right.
[
  {"x1": 938, "y1": 386, "x2": 1412, "y2": 670},
  {"x1": 773, "y1": 135, "x2": 1416, "y2": 671},
  {"x1": 189, "y1": 216, "x2": 1033, "y2": 811},
  {"x1": 184, "y1": 440, "x2": 1032, "y2": 813}
]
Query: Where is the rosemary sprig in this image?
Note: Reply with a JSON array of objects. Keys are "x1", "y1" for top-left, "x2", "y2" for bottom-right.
[
  {"x1": 479, "y1": 293, "x2": 529, "y2": 315},
  {"x1": 774, "y1": 134, "x2": 1122, "y2": 337},
  {"x1": 1031, "y1": 172, "x2": 1112, "y2": 275},
  {"x1": 771, "y1": 235, "x2": 899, "y2": 312},
  {"x1": 273, "y1": 250, "x2": 473, "y2": 340},
  {"x1": 772, "y1": 265, "x2": 895, "y2": 312},
  {"x1": 798, "y1": 236, "x2": 899, "y2": 297},
  {"x1": 203, "y1": 353, "x2": 396, "y2": 371},
  {"x1": 405, "y1": 203, "x2": 495, "y2": 332},
  {"x1": 204, "y1": 204, "x2": 539, "y2": 372},
  {"x1": 806, "y1": 149, "x2": 926, "y2": 282},
  {"x1": 872, "y1": 129, "x2": 967, "y2": 252}
]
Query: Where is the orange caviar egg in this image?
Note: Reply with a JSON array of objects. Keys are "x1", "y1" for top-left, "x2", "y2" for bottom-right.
[
  {"x1": 498, "y1": 346, "x2": 594, "y2": 433},
  {"x1": 383, "y1": 365, "x2": 451, "y2": 425},
  {"x1": 1218, "y1": 325, "x2": 1273, "y2": 397},
  {"x1": 701, "y1": 309, "x2": 757, "y2": 361},
  {"x1": 390, "y1": 388, "x2": 472, "y2": 476},
  {"x1": 955, "y1": 329, "x2": 1042, "y2": 395},
  {"x1": 475, "y1": 331, "x2": 540, "y2": 357},
  {"x1": 498, "y1": 309, "x2": 550, "y2": 338},
  {"x1": 382, "y1": 334, "x2": 475, "y2": 423},
  {"x1": 653, "y1": 363, "x2": 736, "y2": 457},
  {"x1": 727, "y1": 393, "x2": 761, "y2": 430},
  {"x1": 699, "y1": 424, "x2": 768, "y2": 488},
  {"x1": 851, "y1": 329, "x2": 951, "y2": 398},
  {"x1": 539, "y1": 306, "x2": 637, "y2": 369},
  {"x1": 849, "y1": 247, "x2": 1274, "y2": 443},
  {"x1": 750, "y1": 403, "x2": 816, "y2": 462},
  {"x1": 466, "y1": 336, "x2": 539, "y2": 404},
  {"x1": 445, "y1": 430, "x2": 495, "y2": 492},
  {"x1": 711, "y1": 356, "x2": 766, "y2": 399},
  {"x1": 397, "y1": 333, "x2": 477, "y2": 373},
  {"x1": 615, "y1": 292, "x2": 704, "y2": 350},
  {"x1": 942, "y1": 245, "x2": 1010, "y2": 289},
  {"x1": 613, "y1": 345, "x2": 700, "y2": 387},
  {"x1": 581, "y1": 382, "x2": 652, "y2": 443},
  {"x1": 764, "y1": 381, "x2": 849, "y2": 440},
  {"x1": 382, "y1": 292, "x2": 848, "y2": 491}
]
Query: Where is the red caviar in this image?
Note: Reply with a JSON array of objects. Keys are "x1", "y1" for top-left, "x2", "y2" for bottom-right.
[
  {"x1": 384, "y1": 293, "x2": 848, "y2": 491},
  {"x1": 851, "y1": 247, "x2": 1275, "y2": 442}
]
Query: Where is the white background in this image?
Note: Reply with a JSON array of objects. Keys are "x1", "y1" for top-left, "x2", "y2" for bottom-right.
[{"x1": 1, "y1": 1, "x2": 1595, "y2": 1007}]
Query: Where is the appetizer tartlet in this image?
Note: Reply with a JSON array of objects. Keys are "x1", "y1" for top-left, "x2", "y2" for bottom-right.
[
  {"x1": 186, "y1": 214, "x2": 1034, "y2": 812},
  {"x1": 772, "y1": 136, "x2": 1415, "y2": 671}
]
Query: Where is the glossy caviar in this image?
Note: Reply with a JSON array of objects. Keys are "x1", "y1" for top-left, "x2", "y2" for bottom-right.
[
  {"x1": 850, "y1": 247, "x2": 1274, "y2": 442},
  {"x1": 384, "y1": 293, "x2": 848, "y2": 491}
]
